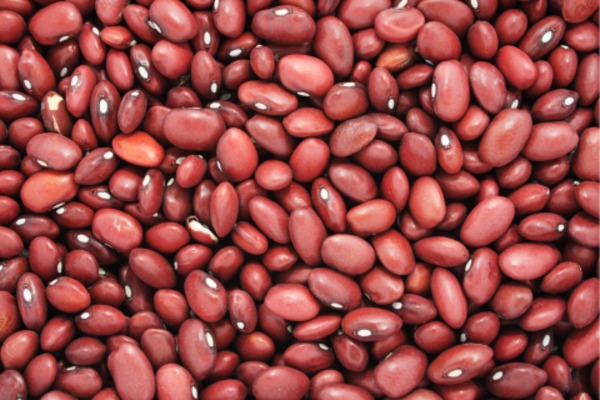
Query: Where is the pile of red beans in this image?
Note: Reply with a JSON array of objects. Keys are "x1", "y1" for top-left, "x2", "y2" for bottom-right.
[{"x1": 0, "y1": 0, "x2": 599, "y2": 398}]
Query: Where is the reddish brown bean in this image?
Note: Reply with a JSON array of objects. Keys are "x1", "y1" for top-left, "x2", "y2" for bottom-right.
[
  {"x1": 252, "y1": 366, "x2": 310, "y2": 400},
  {"x1": 427, "y1": 343, "x2": 494, "y2": 384},
  {"x1": 487, "y1": 363, "x2": 548, "y2": 398},
  {"x1": 341, "y1": 307, "x2": 402, "y2": 342},
  {"x1": 431, "y1": 60, "x2": 470, "y2": 122},
  {"x1": 374, "y1": 345, "x2": 427, "y2": 397},
  {"x1": 108, "y1": 343, "x2": 155, "y2": 400}
]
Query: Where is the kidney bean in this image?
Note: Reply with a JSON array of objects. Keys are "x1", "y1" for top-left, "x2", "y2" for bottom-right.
[
  {"x1": 429, "y1": 268, "x2": 467, "y2": 329},
  {"x1": 314, "y1": 16, "x2": 354, "y2": 78},
  {"x1": 45, "y1": 276, "x2": 90, "y2": 313},
  {"x1": 24, "y1": 353, "x2": 57, "y2": 396},
  {"x1": 263, "y1": 283, "x2": 320, "y2": 322},
  {"x1": 291, "y1": 315, "x2": 340, "y2": 342},
  {"x1": 431, "y1": 60, "x2": 470, "y2": 122},
  {"x1": 412, "y1": 321, "x2": 456, "y2": 355},
  {"x1": 90, "y1": 208, "x2": 143, "y2": 255},
  {"x1": 377, "y1": 9, "x2": 426, "y2": 47},
  {"x1": 15, "y1": 272, "x2": 46, "y2": 332},
  {"x1": 561, "y1": 0, "x2": 598, "y2": 22},
  {"x1": 283, "y1": 341, "x2": 335, "y2": 375},
  {"x1": 418, "y1": 21, "x2": 462, "y2": 65},
  {"x1": 251, "y1": 366, "x2": 309, "y2": 400},
  {"x1": 518, "y1": 296, "x2": 566, "y2": 332},
  {"x1": 0, "y1": 329, "x2": 38, "y2": 370},
  {"x1": 63, "y1": 336, "x2": 106, "y2": 366},
  {"x1": 28, "y1": 2, "x2": 82, "y2": 46},
  {"x1": 459, "y1": 196, "x2": 515, "y2": 247},
  {"x1": 427, "y1": 343, "x2": 493, "y2": 385},
  {"x1": 490, "y1": 282, "x2": 534, "y2": 320},
  {"x1": 74, "y1": 304, "x2": 126, "y2": 336},
  {"x1": 341, "y1": 307, "x2": 402, "y2": 342},
  {"x1": 417, "y1": 0, "x2": 474, "y2": 38},
  {"x1": 487, "y1": 363, "x2": 548, "y2": 398},
  {"x1": 107, "y1": 343, "x2": 155, "y2": 400},
  {"x1": 374, "y1": 345, "x2": 427, "y2": 397},
  {"x1": 277, "y1": 54, "x2": 334, "y2": 98},
  {"x1": 52, "y1": 364, "x2": 102, "y2": 398},
  {"x1": 572, "y1": 127, "x2": 599, "y2": 181},
  {"x1": 162, "y1": 108, "x2": 226, "y2": 152},
  {"x1": 307, "y1": 267, "x2": 361, "y2": 311}
]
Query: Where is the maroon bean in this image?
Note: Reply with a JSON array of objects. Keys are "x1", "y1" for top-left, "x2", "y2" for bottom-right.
[
  {"x1": 430, "y1": 268, "x2": 468, "y2": 329},
  {"x1": 431, "y1": 60, "x2": 469, "y2": 122},
  {"x1": 264, "y1": 283, "x2": 320, "y2": 322},
  {"x1": 374, "y1": 345, "x2": 427, "y2": 397},
  {"x1": 427, "y1": 343, "x2": 494, "y2": 384},
  {"x1": 491, "y1": 282, "x2": 534, "y2": 319},
  {"x1": 375, "y1": 8, "x2": 425, "y2": 45},
  {"x1": 418, "y1": 0, "x2": 474, "y2": 38},
  {"x1": 308, "y1": 267, "x2": 361, "y2": 311},
  {"x1": 341, "y1": 307, "x2": 402, "y2": 342},
  {"x1": 74, "y1": 305, "x2": 126, "y2": 336},
  {"x1": 487, "y1": 363, "x2": 548, "y2": 398},
  {"x1": 252, "y1": 366, "x2": 310, "y2": 400},
  {"x1": 413, "y1": 321, "x2": 456, "y2": 354},
  {"x1": 163, "y1": 108, "x2": 226, "y2": 152},
  {"x1": 496, "y1": 45, "x2": 537, "y2": 90},
  {"x1": 24, "y1": 353, "x2": 57, "y2": 396},
  {"x1": 283, "y1": 341, "x2": 335, "y2": 375},
  {"x1": 499, "y1": 243, "x2": 559, "y2": 280},
  {"x1": 28, "y1": 2, "x2": 82, "y2": 46},
  {"x1": 572, "y1": 127, "x2": 599, "y2": 181},
  {"x1": 107, "y1": 343, "x2": 155, "y2": 400},
  {"x1": 418, "y1": 21, "x2": 462, "y2": 64},
  {"x1": 314, "y1": 16, "x2": 354, "y2": 78},
  {"x1": 460, "y1": 196, "x2": 515, "y2": 246},
  {"x1": 0, "y1": 329, "x2": 38, "y2": 370}
]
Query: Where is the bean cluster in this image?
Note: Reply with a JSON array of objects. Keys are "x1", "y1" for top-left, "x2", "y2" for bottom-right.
[{"x1": 0, "y1": 0, "x2": 598, "y2": 399}]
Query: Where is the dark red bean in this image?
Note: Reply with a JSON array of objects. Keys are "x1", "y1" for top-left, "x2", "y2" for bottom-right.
[
  {"x1": 487, "y1": 363, "x2": 548, "y2": 398},
  {"x1": 427, "y1": 343, "x2": 494, "y2": 384},
  {"x1": 252, "y1": 366, "x2": 310, "y2": 400},
  {"x1": 107, "y1": 343, "x2": 155, "y2": 400},
  {"x1": 374, "y1": 345, "x2": 427, "y2": 397}
]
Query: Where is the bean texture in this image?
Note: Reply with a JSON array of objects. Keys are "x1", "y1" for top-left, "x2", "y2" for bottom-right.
[{"x1": 0, "y1": 0, "x2": 597, "y2": 398}]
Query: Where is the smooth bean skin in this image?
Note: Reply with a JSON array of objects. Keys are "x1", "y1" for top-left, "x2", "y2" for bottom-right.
[
  {"x1": 431, "y1": 268, "x2": 468, "y2": 329},
  {"x1": 264, "y1": 283, "x2": 320, "y2": 322},
  {"x1": 408, "y1": 177, "x2": 446, "y2": 229},
  {"x1": 28, "y1": 2, "x2": 83, "y2": 46},
  {"x1": 431, "y1": 60, "x2": 470, "y2": 122},
  {"x1": 413, "y1": 236, "x2": 469, "y2": 268},
  {"x1": 371, "y1": 229, "x2": 415, "y2": 276},
  {"x1": 341, "y1": 307, "x2": 403, "y2": 342},
  {"x1": 252, "y1": 366, "x2": 310, "y2": 400},
  {"x1": 374, "y1": 345, "x2": 427, "y2": 397},
  {"x1": 107, "y1": 343, "x2": 155, "y2": 400},
  {"x1": 496, "y1": 45, "x2": 537, "y2": 89},
  {"x1": 155, "y1": 363, "x2": 199, "y2": 400},
  {"x1": 308, "y1": 268, "x2": 361, "y2": 311},
  {"x1": 427, "y1": 343, "x2": 494, "y2": 385},
  {"x1": 499, "y1": 243, "x2": 559, "y2": 280},
  {"x1": 486, "y1": 363, "x2": 548, "y2": 398},
  {"x1": 460, "y1": 196, "x2": 515, "y2": 246},
  {"x1": 321, "y1": 234, "x2": 376, "y2": 275},
  {"x1": 314, "y1": 16, "x2": 354, "y2": 78}
]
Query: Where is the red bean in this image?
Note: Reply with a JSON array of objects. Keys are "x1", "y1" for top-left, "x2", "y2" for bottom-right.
[
  {"x1": 374, "y1": 345, "x2": 427, "y2": 397},
  {"x1": 427, "y1": 343, "x2": 494, "y2": 384},
  {"x1": 431, "y1": 60, "x2": 470, "y2": 122},
  {"x1": 486, "y1": 363, "x2": 548, "y2": 398},
  {"x1": 264, "y1": 283, "x2": 320, "y2": 322},
  {"x1": 252, "y1": 366, "x2": 310, "y2": 400},
  {"x1": 107, "y1": 343, "x2": 155, "y2": 400},
  {"x1": 341, "y1": 307, "x2": 403, "y2": 342}
]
